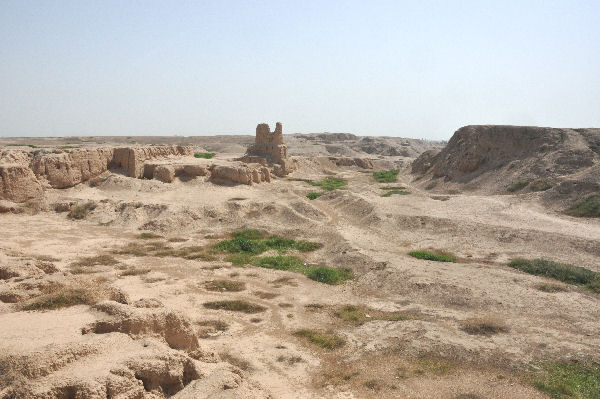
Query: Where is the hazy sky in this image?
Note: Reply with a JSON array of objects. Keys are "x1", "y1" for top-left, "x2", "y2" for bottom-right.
[{"x1": 1, "y1": 1, "x2": 599, "y2": 139}]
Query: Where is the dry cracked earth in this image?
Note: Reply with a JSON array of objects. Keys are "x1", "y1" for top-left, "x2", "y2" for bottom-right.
[{"x1": 0, "y1": 133, "x2": 599, "y2": 399}]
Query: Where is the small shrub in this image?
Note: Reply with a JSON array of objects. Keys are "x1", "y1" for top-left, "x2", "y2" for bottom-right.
[
  {"x1": 68, "y1": 202, "x2": 96, "y2": 220},
  {"x1": 205, "y1": 280, "x2": 245, "y2": 292},
  {"x1": 306, "y1": 177, "x2": 347, "y2": 191},
  {"x1": 373, "y1": 170, "x2": 399, "y2": 183},
  {"x1": 508, "y1": 258, "x2": 599, "y2": 292},
  {"x1": 565, "y1": 194, "x2": 600, "y2": 218},
  {"x1": 431, "y1": 195, "x2": 450, "y2": 201},
  {"x1": 461, "y1": 315, "x2": 509, "y2": 335},
  {"x1": 294, "y1": 329, "x2": 345, "y2": 349},
  {"x1": 138, "y1": 232, "x2": 162, "y2": 239},
  {"x1": 307, "y1": 192, "x2": 322, "y2": 200},
  {"x1": 409, "y1": 250, "x2": 456, "y2": 262},
  {"x1": 203, "y1": 300, "x2": 266, "y2": 313},
  {"x1": 531, "y1": 361, "x2": 600, "y2": 399},
  {"x1": 194, "y1": 152, "x2": 216, "y2": 159},
  {"x1": 306, "y1": 267, "x2": 352, "y2": 285},
  {"x1": 507, "y1": 178, "x2": 531, "y2": 192}
]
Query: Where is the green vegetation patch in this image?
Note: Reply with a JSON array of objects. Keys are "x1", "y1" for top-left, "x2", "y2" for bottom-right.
[
  {"x1": 252, "y1": 256, "x2": 352, "y2": 285},
  {"x1": 226, "y1": 253, "x2": 255, "y2": 266},
  {"x1": 508, "y1": 258, "x2": 600, "y2": 293},
  {"x1": 373, "y1": 170, "x2": 399, "y2": 183},
  {"x1": 203, "y1": 299, "x2": 266, "y2": 313},
  {"x1": 294, "y1": 329, "x2": 345, "y2": 349},
  {"x1": 565, "y1": 194, "x2": 600, "y2": 218},
  {"x1": 306, "y1": 177, "x2": 347, "y2": 191},
  {"x1": 531, "y1": 361, "x2": 600, "y2": 399},
  {"x1": 138, "y1": 232, "x2": 163, "y2": 239},
  {"x1": 215, "y1": 230, "x2": 323, "y2": 255},
  {"x1": 507, "y1": 178, "x2": 531, "y2": 192},
  {"x1": 409, "y1": 250, "x2": 456, "y2": 263},
  {"x1": 306, "y1": 192, "x2": 322, "y2": 200},
  {"x1": 194, "y1": 152, "x2": 216, "y2": 159}
]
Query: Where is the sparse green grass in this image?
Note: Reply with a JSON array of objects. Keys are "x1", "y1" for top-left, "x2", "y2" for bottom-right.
[
  {"x1": 530, "y1": 179, "x2": 554, "y2": 192},
  {"x1": 307, "y1": 192, "x2": 322, "y2": 200},
  {"x1": 531, "y1": 361, "x2": 600, "y2": 399},
  {"x1": 194, "y1": 152, "x2": 216, "y2": 159},
  {"x1": 409, "y1": 250, "x2": 456, "y2": 262},
  {"x1": 205, "y1": 279, "x2": 246, "y2": 292},
  {"x1": 138, "y1": 232, "x2": 163, "y2": 239},
  {"x1": 306, "y1": 177, "x2": 347, "y2": 191},
  {"x1": 508, "y1": 258, "x2": 600, "y2": 293},
  {"x1": 252, "y1": 256, "x2": 352, "y2": 285},
  {"x1": 226, "y1": 253, "x2": 255, "y2": 266},
  {"x1": 335, "y1": 305, "x2": 412, "y2": 324},
  {"x1": 168, "y1": 237, "x2": 188, "y2": 242},
  {"x1": 381, "y1": 186, "x2": 405, "y2": 190},
  {"x1": 507, "y1": 178, "x2": 531, "y2": 192},
  {"x1": 306, "y1": 266, "x2": 353, "y2": 285},
  {"x1": 113, "y1": 242, "x2": 215, "y2": 261},
  {"x1": 294, "y1": 329, "x2": 345, "y2": 349},
  {"x1": 215, "y1": 230, "x2": 322, "y2": 255},
  {"x1": 68, "y1": 202, "x2": 96, "y2": 220},
  {"x1": 373, "y1": 170, "x2": 399, "y2": 183},
  {"x1": 565, "y1": 194, "x2": 600, "y2": 218},
  {"x1": 203, "y1": 300, "x2": 266, "y2": 313},
  {"x1": 431, "y1": 195, "x2": 450, "y2": 201},
  {"x1": 461, "y1": 315, "x2": 509, "y2": 335}
]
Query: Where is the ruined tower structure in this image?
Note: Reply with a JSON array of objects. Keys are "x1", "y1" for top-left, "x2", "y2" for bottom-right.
[{"x1": 240, "y1": 122, "x2": 295, "y2": 176}]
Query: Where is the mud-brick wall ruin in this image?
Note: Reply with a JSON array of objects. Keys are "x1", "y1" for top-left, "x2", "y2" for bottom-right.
[{"x1": 241, "y1": 122, "x2": 295, "y2": 176}]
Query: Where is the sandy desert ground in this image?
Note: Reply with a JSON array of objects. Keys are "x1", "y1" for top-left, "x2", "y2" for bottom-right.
[{"x1": 0, "y1": 129, "x2": 599, "y2": 399}]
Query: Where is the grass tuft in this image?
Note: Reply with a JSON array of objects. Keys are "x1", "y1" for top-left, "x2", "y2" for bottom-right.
[
  {"x1": 22, "y1": 288, "x2": 92, "y2": 311},
  {"x1": 194, "y1": 152, "x2": 216, "y2": 159},
  {"x1": 531, "y1": 361, "x2": 600, "y2": 399},
  {"x1": 508, "y1": 258, "x2": 600, "y2": 293},
  {"x1": 335, "y1": 304, "x2": 412, "y2": 324},
  {"x1": 536, "y1": 283, "x2": 568, "y2": 293},
  {"x1": 294, "y1": 329, "x2": 345, "y2": 349},
  {"x1": 530, "y1": 179, "x2": 554, "y2": 192},
  {"x1": 203, "y1": 299, "x2": 266, "y2": 313},
  {"x1": 409, "y1": 250, "x2": 456, "y2": 262},
  {"x1": 70, "y1": 255, "x2": 119, "y2": 268},
  {"x1": 307, "y1": 192, "x2": 322, "y2": 200},
  {"x1": 306, "y1": 266, "x2": 352, "y2": 285},
  {"x1": 373, "y1": 170, "x2": 399, "y2": 183},
  {"x1": 226, "y1": 253, "x2": 255, "y2": 266},
  {"x1": 231, "y1": 229, "x2": 267, "y2": 240},
  {"x1": 565, "y1": 194, "x2": 600, "y2": 218},
  {"x1": 215, "y1": 230, "x2": 322, "y2": 255}
]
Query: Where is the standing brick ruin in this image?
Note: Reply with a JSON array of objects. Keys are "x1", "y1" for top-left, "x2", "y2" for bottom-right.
[{"x1": 240, "y1": 122, "x2": 295, "y2": 176}]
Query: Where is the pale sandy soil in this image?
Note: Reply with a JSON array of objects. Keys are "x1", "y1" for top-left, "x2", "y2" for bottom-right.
[{"x1": 0, "y1": 146, "x2": 598, "y2": 398}]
